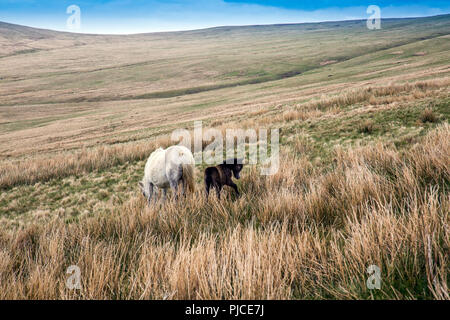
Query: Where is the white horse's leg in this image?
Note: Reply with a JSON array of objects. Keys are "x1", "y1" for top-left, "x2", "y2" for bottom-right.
[
  {"x1": 153, "y1": 186, "x2": 159, "y2": 204},
  {"x1": 147, "y1": 183, "x2": 154, "y2": 206},
  {"x1": 181, "y1": 179, "x2": 186, "y2": 197},
  {"x1": 169, "y1": 179, "x2": 178, "y2": 200},
  {"x1": 167, "y1": 165, "x2": 181, "y2": 200}
]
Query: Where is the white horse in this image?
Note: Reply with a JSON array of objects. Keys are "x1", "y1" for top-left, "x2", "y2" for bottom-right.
[{"x1": 139, "y1": 145, "x2": 195, "y2": 205}]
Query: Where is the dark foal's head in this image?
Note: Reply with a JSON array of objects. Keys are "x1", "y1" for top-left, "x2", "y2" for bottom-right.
[{"x1": 223, "y1": 158, "x2": 244, "y2": 179}]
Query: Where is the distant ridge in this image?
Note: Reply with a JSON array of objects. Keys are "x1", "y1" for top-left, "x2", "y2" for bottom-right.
[{"x1": 1, "y1": 13, "x2": 450, "y2": 36}]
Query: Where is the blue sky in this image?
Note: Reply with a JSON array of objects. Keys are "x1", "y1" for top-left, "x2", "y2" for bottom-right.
[{"x1": 1, "y1": 0, "x2": 449, "y2": 34}]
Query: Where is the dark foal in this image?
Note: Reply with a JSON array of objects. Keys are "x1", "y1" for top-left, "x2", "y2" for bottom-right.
[{"x1": 204, "y1": 158, "x2": 244, "y2": 199}]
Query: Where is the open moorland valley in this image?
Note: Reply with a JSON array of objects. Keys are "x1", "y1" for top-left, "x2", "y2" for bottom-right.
[{"x1": 0, "y1": 14, "x2": 449, "y2": 299}]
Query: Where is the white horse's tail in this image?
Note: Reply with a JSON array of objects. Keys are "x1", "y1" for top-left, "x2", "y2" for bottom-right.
[{"x1": 182, "y1": 163, "x2": 195, "y2": 193}]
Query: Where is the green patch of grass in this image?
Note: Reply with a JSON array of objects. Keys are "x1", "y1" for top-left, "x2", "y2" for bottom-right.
[{"x1": 283, "y1": 96, "x2": 448, "y2": 164}]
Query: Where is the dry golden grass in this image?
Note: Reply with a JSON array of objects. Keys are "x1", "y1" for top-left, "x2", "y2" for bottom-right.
[
  {"x1": 0, "y1": 124, "x2": 448, "y2": 299},
  {"x1": 0, "y1": 135, "x2": 174, "y2": 190}
]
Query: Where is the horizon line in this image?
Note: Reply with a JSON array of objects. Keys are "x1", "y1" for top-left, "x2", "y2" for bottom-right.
[{"x1": 1, "y1": 13, "x2": 449, "y2": 36}]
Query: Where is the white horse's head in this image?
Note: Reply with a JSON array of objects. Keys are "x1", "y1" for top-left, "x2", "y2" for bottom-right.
[{"x1": 138, "y1": 181, "x2": 147, "y2": 198}]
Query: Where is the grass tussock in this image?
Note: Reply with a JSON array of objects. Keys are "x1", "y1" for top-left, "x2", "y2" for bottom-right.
[
  {"x1": 0, "y1": 124, "x2": 448, "y2": 299},
  {"x1": 420, "y1": 107, "x2": 439, "y2": 124},
  {"x1": 358, "y1": 120, "x2": 375, "y2": 134}
]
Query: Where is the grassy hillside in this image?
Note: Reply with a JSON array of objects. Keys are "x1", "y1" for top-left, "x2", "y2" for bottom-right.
[{"x1": 0, "y1": 16, "x2": 449, "y2": 299}]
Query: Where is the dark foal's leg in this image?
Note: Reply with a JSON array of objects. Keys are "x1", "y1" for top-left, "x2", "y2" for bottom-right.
[
  {"x1": 205, "y1": 182, "x2": 210, "y2": 199},
  {"x1": 229, "y1": 181, "x2": 240, "y2": 197},
  {"x1": 215, "y1": 183, "x2": 222, "y2": 199},
  {"x1": 205, "y1": 175, "x2": 212, "y2": 199}
]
